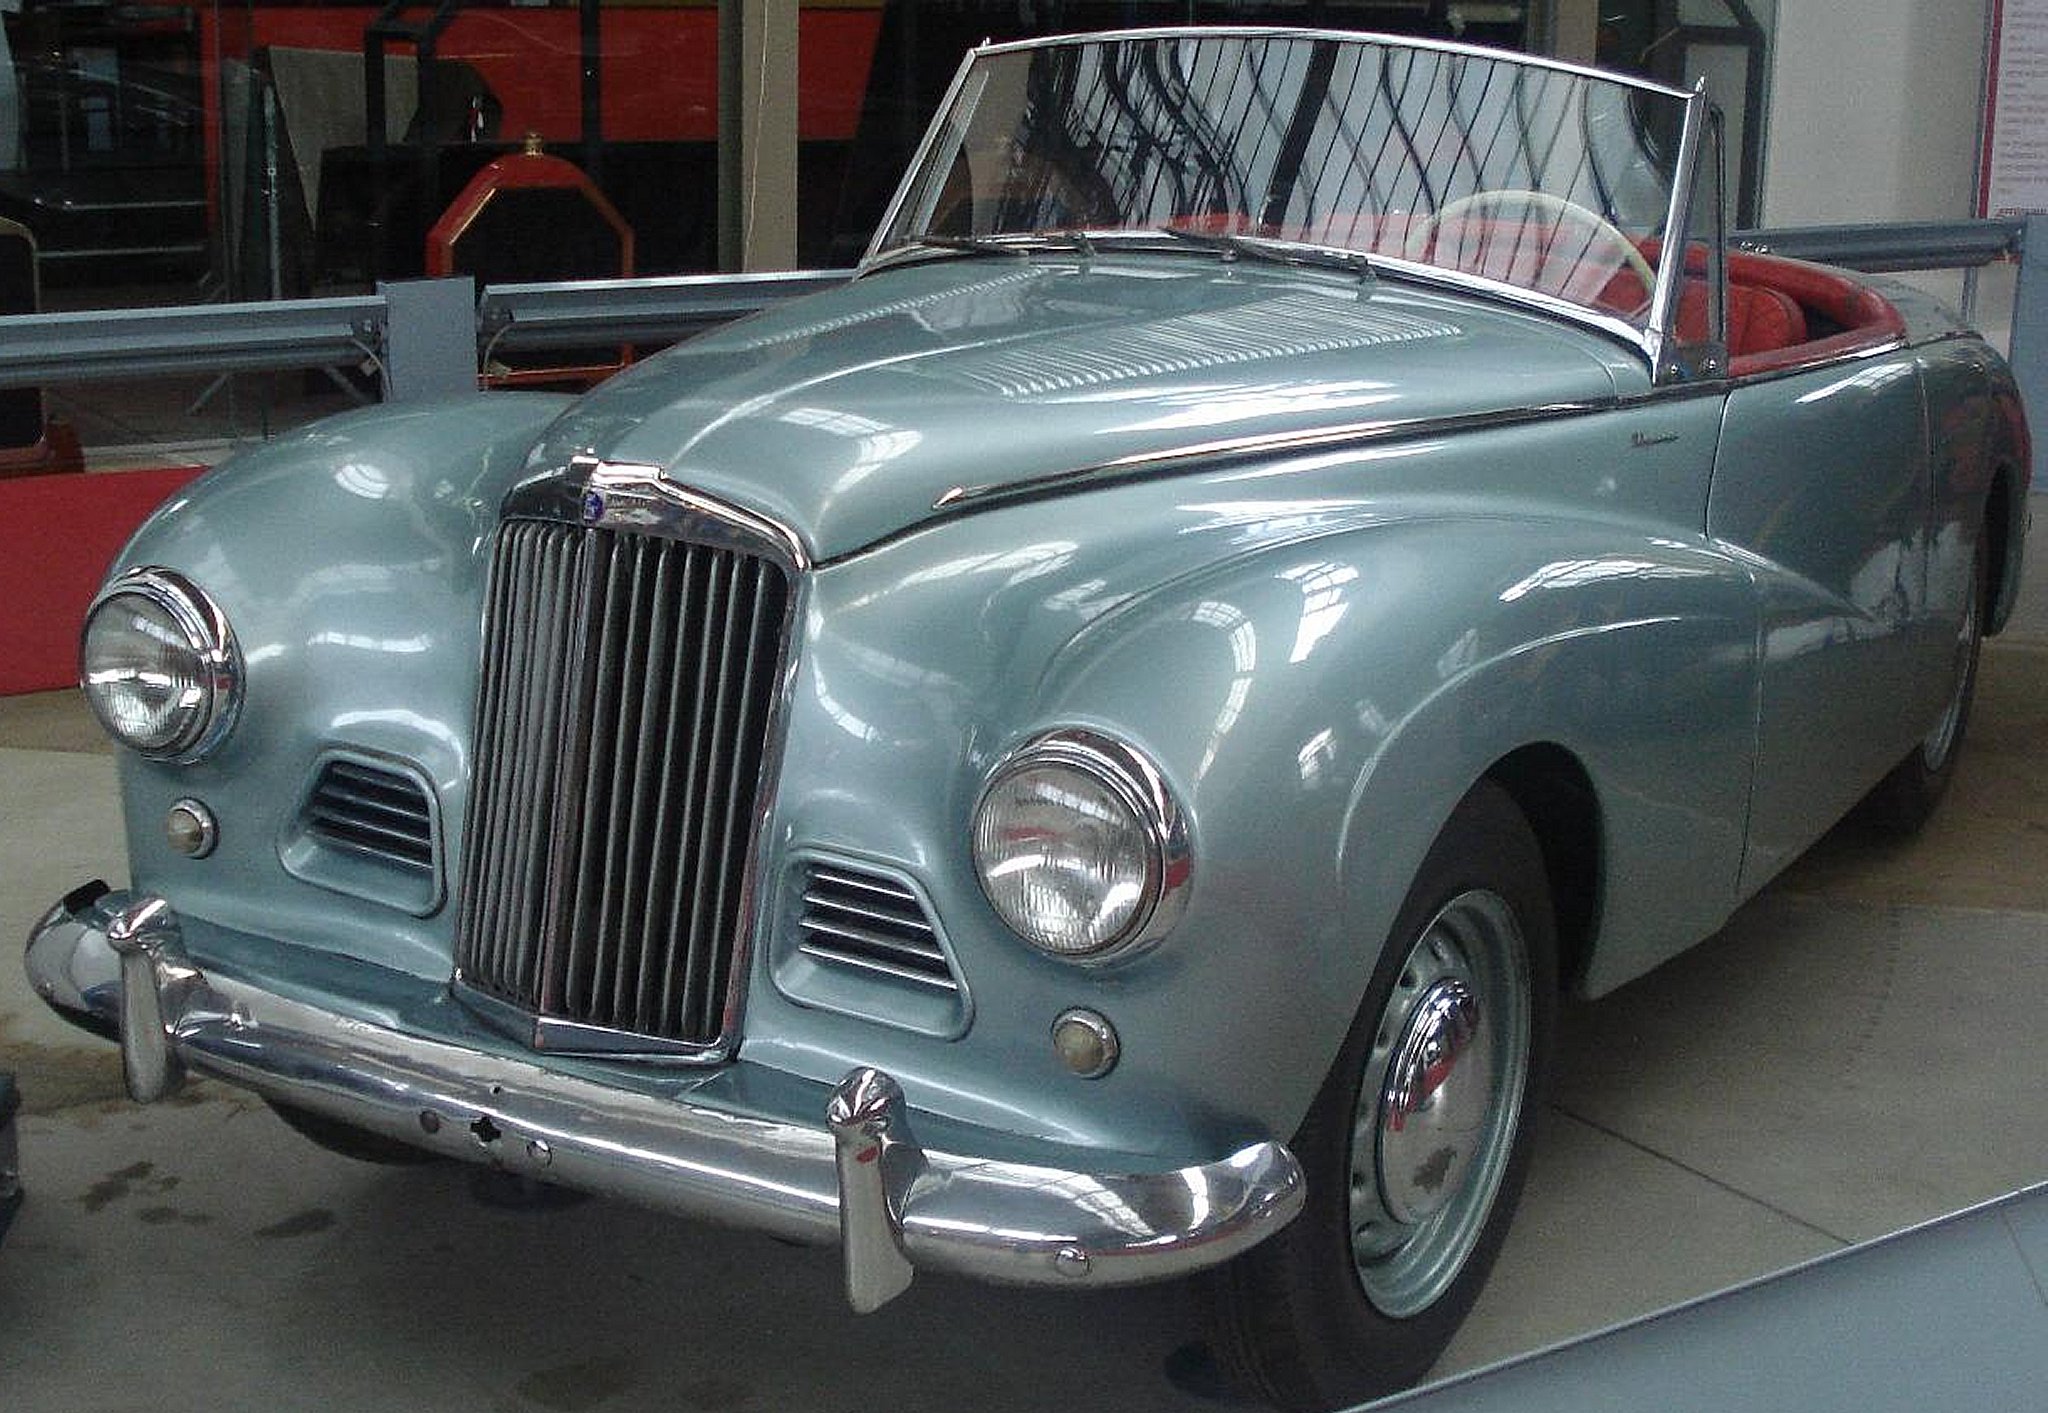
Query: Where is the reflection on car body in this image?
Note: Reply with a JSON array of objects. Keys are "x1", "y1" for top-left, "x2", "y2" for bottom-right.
[{"x1": 26, "y1": 27, "x2": 2029, "y2": 1410}]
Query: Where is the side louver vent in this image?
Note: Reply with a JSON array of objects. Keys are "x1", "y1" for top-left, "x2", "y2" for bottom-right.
[
  {"x1": 306, "y1": 758, "x2": 436, "y2": 872},
  {"x1": 798, "y1": 864, "x2": 957, "y2": 992},
  {"x1": 281, "y1": 753, "x2": 443, "y2": 917}
]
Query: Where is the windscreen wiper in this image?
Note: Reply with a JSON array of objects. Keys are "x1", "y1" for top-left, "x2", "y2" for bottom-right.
[
  {"x1": 866, "y1": 232, "x2": 1090, "y2": 271},
  {"x1": 1150, "y1": 226, "x2": 1377, "y2": 283}
]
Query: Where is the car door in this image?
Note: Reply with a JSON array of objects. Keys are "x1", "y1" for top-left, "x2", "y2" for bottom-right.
[{"x1": 1709, "y1": 351, "x2": 1933, "y2": 892}]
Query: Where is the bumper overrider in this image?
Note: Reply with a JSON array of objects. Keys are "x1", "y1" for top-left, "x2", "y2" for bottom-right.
[{"x1": 26, "y1": 885, "x2": 1304, "y2": 1308}]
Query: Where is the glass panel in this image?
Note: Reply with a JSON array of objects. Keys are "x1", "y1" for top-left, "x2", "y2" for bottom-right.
[
  {"x1": 1594, "y1": 0, "x2": 1769, "y2": 228},
  {"x1": 1671, "y1": 104, "x2": 1724, "y2": 352},
  {"x1": 0, "y1": 0, "x2": 735, "y2": 313},
  {"x1": 812, "y1": 2, "x2": 1539, "y2": 268},
  {"x1": 876, "y1": 31, "x2": 1695, "y2": 333}
]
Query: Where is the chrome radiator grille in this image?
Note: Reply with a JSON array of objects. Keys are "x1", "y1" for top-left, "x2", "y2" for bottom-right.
[{"x1": 455, "y1": 517, "x2": 791, "y2": 1050}]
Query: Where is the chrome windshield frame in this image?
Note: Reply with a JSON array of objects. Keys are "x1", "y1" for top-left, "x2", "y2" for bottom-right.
[
  {"x1": 1645, "y1": 79, "x2": 1727, "y2": 385},
  {"x1": 858, "y1": 27, "x2": 1720, "y2": 380}
]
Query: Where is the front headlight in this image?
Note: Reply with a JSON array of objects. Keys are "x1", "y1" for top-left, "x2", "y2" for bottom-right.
[
  {"x1": 80, "y1": 568, "x2": 242, "y2": 761},
  {"x1": 971, "y1": 729, "x2": 1190, "y2": 961}
]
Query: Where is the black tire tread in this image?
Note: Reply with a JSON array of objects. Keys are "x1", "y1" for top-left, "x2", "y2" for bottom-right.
[{"x1": 1200, "y1": 779, "x2": 1558, "y2": 1411}]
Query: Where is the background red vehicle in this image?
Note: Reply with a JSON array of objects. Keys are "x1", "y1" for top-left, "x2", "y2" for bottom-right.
[{"x1": 0, "y1": 1, "x2": 1547, "y2": 292}]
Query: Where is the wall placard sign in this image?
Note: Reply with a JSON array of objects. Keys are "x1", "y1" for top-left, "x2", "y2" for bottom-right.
[{"x1": 1983, "y1": 0, "x2": 2048, "y2": 216}]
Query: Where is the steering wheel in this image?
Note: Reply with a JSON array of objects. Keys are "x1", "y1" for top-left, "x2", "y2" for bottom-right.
[{"x1": 1407, "y1": 189, "x2": 1656, "y2": 308}]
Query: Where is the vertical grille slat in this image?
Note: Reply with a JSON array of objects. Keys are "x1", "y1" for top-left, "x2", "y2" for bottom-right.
[
  {"x1": 664, "y1": 550, "x2": 728, "y2": 1035},
  {"x1": 456, "y1": 517, "x2": 791, "y2": 1051},
  {"x1": 698, "y1": 561, "x2": 775, "y2": 1035},
  {"x1": 616, "y1": 544, "x2": 675, "y2": 1031}
]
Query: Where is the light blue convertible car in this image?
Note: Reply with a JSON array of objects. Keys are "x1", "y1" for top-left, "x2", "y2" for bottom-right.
[{"x1": 27, "y1": 27, "x2": 2029, "y2": 1409}]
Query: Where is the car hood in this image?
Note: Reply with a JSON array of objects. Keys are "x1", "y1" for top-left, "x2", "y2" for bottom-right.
[{"x1": 528, "y1": 256, "x2": 1632, "y2": 560}]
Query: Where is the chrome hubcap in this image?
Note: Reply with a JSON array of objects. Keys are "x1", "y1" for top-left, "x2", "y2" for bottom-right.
[
  {"x1": 1348, "y1": 890, "x2": 1530, "y2": 1318},
  {"x1": 1377, "y1": 977, "x2": 1490, "y2": 1225}
]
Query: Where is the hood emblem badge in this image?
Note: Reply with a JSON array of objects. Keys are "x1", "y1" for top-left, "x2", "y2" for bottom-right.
[{"x1": 581, "y1": 489, "x2": 607, "y2": 524}]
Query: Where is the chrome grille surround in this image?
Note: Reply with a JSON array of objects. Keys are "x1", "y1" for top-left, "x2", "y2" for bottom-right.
[{"x1": 453, "y1": 460, "x2": 804, "y2": 1060}]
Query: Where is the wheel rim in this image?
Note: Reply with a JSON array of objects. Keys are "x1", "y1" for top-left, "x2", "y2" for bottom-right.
[
  {"x1": 1921, "y1": 574, "x2": 1980, "y2": 772},
  {"x1": 1348, "y1": 889, "x2": 1531, "y2": 1318}
]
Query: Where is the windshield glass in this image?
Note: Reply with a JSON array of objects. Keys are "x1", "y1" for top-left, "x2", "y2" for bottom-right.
[{"x1": 872, "y1": 30, "x2": 1698, "y2": 335}]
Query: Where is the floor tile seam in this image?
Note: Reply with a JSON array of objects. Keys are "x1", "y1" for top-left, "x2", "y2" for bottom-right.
[{"x1": 1547, "y1": 1104, "x2": 1854, "y2": 1249}]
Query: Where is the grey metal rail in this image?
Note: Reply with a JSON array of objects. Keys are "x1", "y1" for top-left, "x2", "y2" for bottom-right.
[
  {"x1": 0, "y1": 297, "x2": 383, "y2": 389},
  {"x1": 477, "y1": 270, "x2": 852, "y2": 356},
  {"x1": 0, "y1": 221, "x2": 2040, "y2": 488},
  {"x1": 1735, "y1": 219, "x2": 2028, "y2": 273}
]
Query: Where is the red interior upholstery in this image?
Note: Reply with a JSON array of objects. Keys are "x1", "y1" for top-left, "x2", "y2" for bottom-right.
[
  {"x1": 1676, "y1": 281, "x2": 1809, "y2": 356},
  {"x1": 1719, "y1": 250, "x2": 1907, "y2": 376},
  {"x1": 1165, "y1": 216, "x2": 1907, "y2": 378}
]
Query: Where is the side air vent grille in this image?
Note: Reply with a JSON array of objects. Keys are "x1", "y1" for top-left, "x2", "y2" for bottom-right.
[
  {"x1": 306, "y1": 758, "x2": 436, "y2": 872},
  {"x1": 798, "y1": 864, "x2": 958, "y2": 993},
  {"x1": 280, "y1": 752, "x2": 443, "y2": 916}
]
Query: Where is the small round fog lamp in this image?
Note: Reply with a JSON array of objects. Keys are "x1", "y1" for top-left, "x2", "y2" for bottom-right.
[
  {"x1": 1052, "y1": 1008, "x2": 1119, "y2": 1079},
  {"x1": 165, "y1": 799, "x2": 218, "y2": 858}
]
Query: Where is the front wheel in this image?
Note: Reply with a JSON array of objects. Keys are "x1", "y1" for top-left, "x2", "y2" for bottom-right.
[{"x1": 1202, "y1": 781, "x2": 1557, "y2": 1410}]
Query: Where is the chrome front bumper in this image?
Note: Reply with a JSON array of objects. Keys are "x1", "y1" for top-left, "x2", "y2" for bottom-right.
[{"x1": 26, "y1": 887, "x2": 1303, "y2": 1308}]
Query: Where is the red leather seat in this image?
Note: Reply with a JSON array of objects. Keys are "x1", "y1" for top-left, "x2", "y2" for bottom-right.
[{"x1": 1677, "y1": 281, "x2": 1809, "y2": 357}]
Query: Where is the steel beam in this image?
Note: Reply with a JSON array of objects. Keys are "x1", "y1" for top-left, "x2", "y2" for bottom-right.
[
  {"x1": 2007, "y1": 213, "x2": 2048, "y2": 492},
  {"x1": 718, "y1": 0, "x2": 800, "y2": 272}
]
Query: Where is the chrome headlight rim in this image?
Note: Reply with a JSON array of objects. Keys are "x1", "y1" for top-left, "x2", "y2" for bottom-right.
[
  {"x1": 80, "y1": 567, "x2": 243, "y2": 763},
  {"x1": 972, "y1": 726, "x2": 1192, "y2": 963}
]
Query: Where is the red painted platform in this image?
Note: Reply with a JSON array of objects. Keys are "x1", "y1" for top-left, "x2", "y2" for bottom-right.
[{"x1": 0, "y1": 467, "x2": 208, "y2": 696}]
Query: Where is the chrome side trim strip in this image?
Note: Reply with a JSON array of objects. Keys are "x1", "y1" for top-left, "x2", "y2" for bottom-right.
[
  {"x1": 930, "y1": 400, "x2": 1607, "y2": 515},
  {"x1": 924, "y1": 325, "x2": 1921, "y2": 524},
  {"x1": 29, "y1": 891, "x2": 1306, "y2": 1306}
]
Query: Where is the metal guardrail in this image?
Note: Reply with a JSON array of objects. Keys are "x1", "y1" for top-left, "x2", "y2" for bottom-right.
[
  {"x1": 0, "y1": 274, "x2": 855, "y2": 399},
  {"x1": 0, "y1": 296, "x2": 383, "y2": 388},
  {"x1": 0, "y1": 221, "x2": 2041, "y2": 488},
  {"x1": 478, "y1": 270, "x2": 852, "y2": 357},
  {"x1": 1735, "y1": 219, "x2": 2029, "y2": 273}
]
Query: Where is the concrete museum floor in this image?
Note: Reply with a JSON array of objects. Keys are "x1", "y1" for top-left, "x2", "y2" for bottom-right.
[{"x1": 1, "y1": 514, "x2": 2044, "y2": 1412}]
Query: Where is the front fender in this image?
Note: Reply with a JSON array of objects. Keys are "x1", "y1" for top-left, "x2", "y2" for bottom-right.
[
  {"x1": 1019, "y1": 515, "x2": 1758, "y2": 1135},
  {"x1": 103, "y1": 393, "x2": 573, "y2": 979},
  {"x1": 756, "y1": 491, "x2": 1759, "y2": 1152}
]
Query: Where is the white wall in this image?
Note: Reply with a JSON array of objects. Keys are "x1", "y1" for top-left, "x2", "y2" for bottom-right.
[{"x1": 1761, "y1": 0, "x2": 1991, "y2": 225}]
